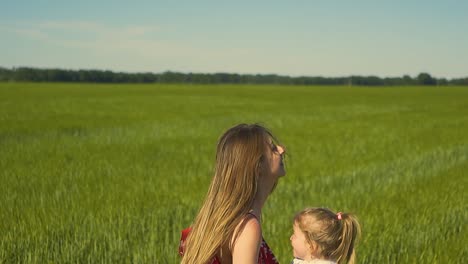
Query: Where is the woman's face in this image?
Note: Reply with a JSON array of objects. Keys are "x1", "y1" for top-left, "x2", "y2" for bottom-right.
[{"x1": 267, "y1": 140, "x2": 286, "y2": 178}]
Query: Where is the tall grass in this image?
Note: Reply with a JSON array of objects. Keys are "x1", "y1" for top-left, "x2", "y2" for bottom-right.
[{"x1": 1, "y1": 83, "x2": 467, "y2": 263}]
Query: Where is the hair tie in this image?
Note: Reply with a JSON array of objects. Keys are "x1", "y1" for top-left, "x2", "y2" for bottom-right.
[{"x1": 337, "y1": 212, "x2": 343, "y2": 220}]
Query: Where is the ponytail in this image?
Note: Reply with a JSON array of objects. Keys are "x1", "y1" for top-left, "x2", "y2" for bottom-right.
[{"x1": 332, "y1": 212, "x2": 361, "y2": 264}]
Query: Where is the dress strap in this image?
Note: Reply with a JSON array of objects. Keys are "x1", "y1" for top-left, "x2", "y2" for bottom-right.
[{"x1": 247, "y1": 211, "x2": 260, "y2": 221}]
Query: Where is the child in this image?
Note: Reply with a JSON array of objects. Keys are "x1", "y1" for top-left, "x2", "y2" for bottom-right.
[{"x1": 290, "y1": 207, "x2": 361, "y2": 264}]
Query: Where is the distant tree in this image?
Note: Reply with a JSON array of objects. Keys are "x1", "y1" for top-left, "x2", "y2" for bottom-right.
[
  {"x1": 417, "y1": 72, "x2": 437, "y2": 85},
  {"x1": 402, "y1": 75, "x2": 414, "y2": 85},
  {"x1": 159, "y1": 71, "x2": 185, "y2": 83},
  {"x1": 450, "y1": 77, "x2": 468, "y2": 85},
  {"x1": 437, "y1": 78, "x2": 448, "y2": 86},
  {"x1": 0, "y1": 67, "x2": 12, "y2": 81}
]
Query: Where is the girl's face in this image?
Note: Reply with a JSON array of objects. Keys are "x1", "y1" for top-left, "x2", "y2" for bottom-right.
[{"x1": 290, "y1": 223, "x2": 312, "y2": 261}]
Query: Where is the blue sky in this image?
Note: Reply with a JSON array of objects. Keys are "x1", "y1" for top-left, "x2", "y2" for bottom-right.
[{"x1": 1, "y1": 1, "x2": 467, "y2": 78}]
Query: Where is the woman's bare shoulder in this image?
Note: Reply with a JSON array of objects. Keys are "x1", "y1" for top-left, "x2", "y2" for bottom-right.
[{"x1": 230, "y1": 214, "x2": 262, "y2": 263}]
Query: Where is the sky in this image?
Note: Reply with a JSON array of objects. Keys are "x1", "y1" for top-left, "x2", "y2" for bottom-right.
[{"x1": 1, "y1": 1, "x2": 468, "y2": 78}]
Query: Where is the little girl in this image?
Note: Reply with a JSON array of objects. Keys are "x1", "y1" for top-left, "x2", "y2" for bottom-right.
[{"x1": 290, "y1": 207, "x2": 361, "y2": 264}]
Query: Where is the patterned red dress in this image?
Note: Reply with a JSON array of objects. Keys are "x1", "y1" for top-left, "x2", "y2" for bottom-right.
[{"x1": 179, "y1": 221, "x2": 279, "y2": 264}]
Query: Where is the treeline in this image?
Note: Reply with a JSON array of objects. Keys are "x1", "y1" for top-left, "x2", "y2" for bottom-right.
[{"x1": 1, "y1": 67, "x2": 467, "y2": 85}]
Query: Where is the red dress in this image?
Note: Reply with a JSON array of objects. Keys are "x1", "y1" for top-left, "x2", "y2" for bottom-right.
[{"x1": 179, "y1": 226, "x2": 279, "y2": 264}]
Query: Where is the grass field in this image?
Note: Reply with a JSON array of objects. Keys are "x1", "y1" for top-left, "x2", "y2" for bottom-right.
[{"x1": 0, "y1": 83, "x2": 467, "y2": 263}]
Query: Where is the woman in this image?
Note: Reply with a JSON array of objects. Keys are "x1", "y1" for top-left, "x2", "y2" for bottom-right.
[{"x1": 179, "y1": 123, "x2": 286, "y2": 264}]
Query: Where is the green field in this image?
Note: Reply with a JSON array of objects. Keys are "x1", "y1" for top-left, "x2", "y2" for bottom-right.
[{"x1": 1, "y1": 83, "x2": 467, "y2": 263}]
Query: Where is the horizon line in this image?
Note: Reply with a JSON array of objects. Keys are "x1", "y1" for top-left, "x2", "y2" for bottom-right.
[{"x1": 2, "y1": 65, "x2": 467, "y2": 80}]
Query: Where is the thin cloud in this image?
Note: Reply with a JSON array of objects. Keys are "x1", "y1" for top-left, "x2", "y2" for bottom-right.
[
  {"x1": 1, "y1": 20, "x2": 200, "y2": 58},
  {"x1": 36, "y1": 20, "x2": 160, "y2": 37}
]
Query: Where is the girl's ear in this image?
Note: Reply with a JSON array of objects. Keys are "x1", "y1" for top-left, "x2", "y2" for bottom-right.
[{"x1": 309, "y1": 240, "x2": 319, "y2": 255}]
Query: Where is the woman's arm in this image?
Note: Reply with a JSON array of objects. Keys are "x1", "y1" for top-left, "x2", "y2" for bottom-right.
[{"x1": 231, "y1": 216, "x2": 262, "y2": 264}]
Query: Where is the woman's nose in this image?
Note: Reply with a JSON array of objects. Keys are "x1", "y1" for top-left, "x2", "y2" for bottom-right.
[{"x1": 278, "y1": 145, "x2": 285, "y2": 155}]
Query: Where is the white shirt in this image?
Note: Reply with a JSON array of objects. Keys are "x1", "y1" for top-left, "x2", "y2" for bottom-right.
[{"x1": 291, "y1": 258, "x2": 336, "y2": 264}]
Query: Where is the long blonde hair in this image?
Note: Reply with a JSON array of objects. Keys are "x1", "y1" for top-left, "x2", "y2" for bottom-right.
[
  {"x1": 181, "y1": 124, "x2": 279, "y2": 264},
  {"x1": 294, "y1": 207, "x2": 361, "y2": 264}
]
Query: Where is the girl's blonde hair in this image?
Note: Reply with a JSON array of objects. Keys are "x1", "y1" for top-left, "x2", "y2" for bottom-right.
[
  {"x1": 181, "y1": 124, "x2": 281, "y2": 264},
  {"x1": 294, "y1": 207, "x2": 361, "y2": 264}
]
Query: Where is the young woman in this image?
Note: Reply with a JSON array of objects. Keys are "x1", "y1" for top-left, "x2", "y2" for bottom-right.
[{"x1": 179, "y1": 123, "x2": 286, "y2": 264}]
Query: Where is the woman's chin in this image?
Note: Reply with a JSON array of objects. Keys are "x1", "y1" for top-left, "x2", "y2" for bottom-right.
[{"x1": 278, "y1": 169, "x2": 286, "y2": 177}]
